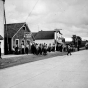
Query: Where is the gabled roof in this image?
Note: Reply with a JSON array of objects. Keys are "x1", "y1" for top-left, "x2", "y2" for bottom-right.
[
  {"x1": 0, "y1": 35, "x2": 3, "y2": 40},
  {"x1": 4, "y1": 22, "x2": 30, "y2": 38},
  {"x1": 32, "y1": 32, "x2": 37, "y2": 37},
  {"x1": 34, "y1": 31, "x2": 54, "y2": 40}
]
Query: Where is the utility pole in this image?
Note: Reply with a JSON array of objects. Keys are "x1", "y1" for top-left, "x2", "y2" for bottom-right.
[
  {"x1": 3, "y1": 0, "x2": 9, "y2": 54},
  {"x1": 0, "y1": 0, "x2": 6, "y2": 54}
]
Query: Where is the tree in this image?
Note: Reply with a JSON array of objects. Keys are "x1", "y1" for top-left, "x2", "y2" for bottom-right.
[
  {"x1": 76, "y1": 36, "x2": 82, "y2": 46},
  {"x1": 72, "y1": 35, "x2": 82, "y2": 51},
  {"x1": 72, "y1": 35, "x2": 77, "y2": 47},
  {"x1": 76, "y1": 36, "x2": 82, "y2": 51}
]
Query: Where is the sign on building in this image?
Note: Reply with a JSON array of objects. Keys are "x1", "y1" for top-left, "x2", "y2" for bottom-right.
[{"x1": 24, "y1": 32, "x2": 31, "y2": 39}]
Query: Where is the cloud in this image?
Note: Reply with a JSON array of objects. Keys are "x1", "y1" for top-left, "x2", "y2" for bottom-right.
[{"x1": 5, "y1": 0, "x2": 88, "y2": 39}]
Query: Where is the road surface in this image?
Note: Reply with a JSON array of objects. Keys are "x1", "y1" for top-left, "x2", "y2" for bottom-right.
[{"x1": 0, "y1": 50, "x2": 88, "y2": 88}]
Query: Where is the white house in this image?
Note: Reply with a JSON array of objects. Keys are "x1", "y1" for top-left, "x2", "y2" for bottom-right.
[{"x1": 32, "y1": 30, "x2": 65, "y2": 46}]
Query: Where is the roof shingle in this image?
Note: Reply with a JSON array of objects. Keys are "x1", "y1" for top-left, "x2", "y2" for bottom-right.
[
  {"x1": 34, "y1": 31, "x2": 54, "y2": 40},
  {"x1": 4, "y1": 22, "x2": 27, "y2": 38}
]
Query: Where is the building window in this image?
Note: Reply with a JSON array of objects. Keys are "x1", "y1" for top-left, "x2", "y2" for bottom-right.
[
  {"x1": 27, "y1": 40, "x2": 30, "y2": 44},
  {"x1": 22, "y1": 40, "x2": 25, "y2": 45},
  {"x1": 23, "y1": 26, "x2": 26, "y2": 30},
  {"x1": 15, "y1": 39, "x2": 19, "y2": 46}
]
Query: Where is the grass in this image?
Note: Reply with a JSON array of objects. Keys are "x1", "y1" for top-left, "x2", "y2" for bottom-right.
[{"x1": 0, "y1": 51, "x2": 67, "y2": 69}]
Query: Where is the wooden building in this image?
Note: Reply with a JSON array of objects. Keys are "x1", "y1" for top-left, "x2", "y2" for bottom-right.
[{"x1": 4, "y1": 22, "x2": 34, "y2": 54}]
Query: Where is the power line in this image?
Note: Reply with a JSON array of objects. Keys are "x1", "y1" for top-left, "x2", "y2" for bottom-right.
[
  {"x1": 25, "y1": 0, "x2": 40, "y2": 22},
  {"x1": 21, "y1": 0, "x2": 40, "y2": 27}
]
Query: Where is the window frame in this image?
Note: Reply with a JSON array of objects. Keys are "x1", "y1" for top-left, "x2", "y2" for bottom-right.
[{"x1": 15, "y1": 39, "x2": 19, "y2": 46}]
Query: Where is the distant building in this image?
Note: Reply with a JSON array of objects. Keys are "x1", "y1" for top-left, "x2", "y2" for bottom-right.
[
  {"x1": 32, "y1": 30, "x2": 65, "y2": 45},
  {"x1": 4, "y1": 22, "x2": 34, "y2": 54},
  {"x1": 32, "y1": 30, "x2": 54, "y2": 45}
]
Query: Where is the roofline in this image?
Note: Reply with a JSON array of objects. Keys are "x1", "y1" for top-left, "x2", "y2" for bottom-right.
[
  {"x1": 12, "y1": 22, "x2": 26, "y2": 39},
  {"x1": 5, "y1": 22, "x2": 26, "y2": 25},
  {"x1": 39, "y1": 30, "x2": 55, "y2": 32},
  {"x1": 35, "y1": 38, "x2": 54, "y2": 40}
]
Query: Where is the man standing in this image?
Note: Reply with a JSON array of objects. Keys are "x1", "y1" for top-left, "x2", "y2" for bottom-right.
[
  {"x1": 67, "y1": 44, "x2": 72, "y2": 55},
  {"x1": 21, "y1": 44, "x2": 25, "y2": 54}
]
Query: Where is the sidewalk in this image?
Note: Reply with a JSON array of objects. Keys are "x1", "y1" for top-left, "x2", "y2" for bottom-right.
[
  {"x1": 0, "y1": 51, "x2": 67, "y2": 69},
  {"x1": 0, "y1": 50, "x2": 88, "y2": 88},
  {"x1": 1, "y1": 51, "x2": 64, "y2": 59},
  {"x1": 2, "y1": 54, "x2": 32, "y2": 58}
]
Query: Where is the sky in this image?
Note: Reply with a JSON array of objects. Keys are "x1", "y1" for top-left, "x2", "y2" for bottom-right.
[{"x1": 5, "y1": 0, "x2": 88, "y2": 40}]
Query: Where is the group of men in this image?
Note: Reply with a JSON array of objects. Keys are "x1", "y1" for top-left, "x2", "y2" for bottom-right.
[
  {"x1": 5, "y1": 42, "x2": 72, "y2": 56},
  {"x1": 13, "y1": 43, "x2": 29, "y2": 55},
  {"x1": 31, "y1": 43, "x2": 55, "y2": 55},
  {"x1": 13, "y1": 42, "x2": 55, "y2": 55},
  {"x1": 1, "y1": 40, "x2": 88, "y2": 59},
  {"x1": 0, "y1": 42, "x2": 73, "y2": 59},
  {"x1": 14, "y1": 42, "x2": 72, "y2": 56}
]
